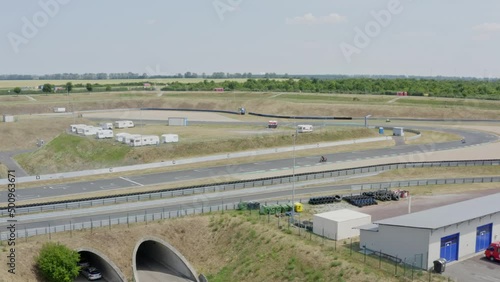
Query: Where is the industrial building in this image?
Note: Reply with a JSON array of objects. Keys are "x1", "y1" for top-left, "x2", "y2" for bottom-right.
[
  {"x1": 313, "y1": 209, "x2": 371, "y2": 240},
  {"x1": 358, "y1": 193, "x2": 500, "y2": 269}
]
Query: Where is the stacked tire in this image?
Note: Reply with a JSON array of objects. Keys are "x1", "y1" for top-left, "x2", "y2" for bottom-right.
[
  {"x1": 308, "y1": 195, "x2": 342, "y2": 205},
  {"x1": 343, "y1": 195, "x2": 378, "y2": 207}
]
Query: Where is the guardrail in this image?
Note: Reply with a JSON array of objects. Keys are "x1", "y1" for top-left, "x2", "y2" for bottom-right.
[
  {"x1": 2, "y1": 175, "x2": 500, "y2": 241},
  {"x1": 248, "y1": 112, "x2": 352, "y2": 120},
  {"x1": 2, "y1": 159, "x2": 499, "y2": 216}
]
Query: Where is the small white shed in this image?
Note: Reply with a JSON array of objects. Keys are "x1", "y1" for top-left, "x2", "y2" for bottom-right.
[
  {"x1": 162, "y1": 134, "x2": 179, "y2": 143},
  {"x1": 168, "y1": 117, "x2": 188, "y2": 126},
  {"x1": 313, "y1": 209, "x2": 371, "y2": 240},
  {"x1": 3, "y1": 115, "x2": 14, "y2": 122},
  {"x1": 393, "y1": 127, "x2": 404, "y2": 136}
]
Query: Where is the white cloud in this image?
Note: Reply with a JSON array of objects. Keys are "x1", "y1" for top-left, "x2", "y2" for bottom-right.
[
  {"x1": 472, "y1": 22, "x2": 500, "y2": 32},
  {"x1": 146, "y1": 19, "x2": 158, "y2": 25},
  {"x1": 472, "y1": 34, "x2": 492, "y2": 41},
  {"x1": 286, "y1": 13, "x2": 346, "y2": 25}
]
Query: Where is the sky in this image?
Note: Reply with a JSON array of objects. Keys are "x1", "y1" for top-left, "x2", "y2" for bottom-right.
[{"x1": 1, "y1": 0, "x2": 500, "y2": 78}]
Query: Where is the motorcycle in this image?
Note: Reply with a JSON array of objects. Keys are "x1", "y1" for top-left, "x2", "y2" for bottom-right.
[{"x1": 319, "y1": 156, "x2": 327, "y2": 163}]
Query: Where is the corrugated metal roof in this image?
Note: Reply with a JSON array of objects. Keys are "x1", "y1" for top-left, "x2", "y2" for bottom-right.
[
  {"x1": 375, "y1": 193, "x2": 500, "y2": 230},
  {"x1": 314, "y1": 209, "x2": 371, "y2": 222}
]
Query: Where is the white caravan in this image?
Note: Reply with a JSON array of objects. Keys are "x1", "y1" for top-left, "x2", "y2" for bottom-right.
[
  {"x1": 76, "y1": 125, "x2": 90, "y2": 135},
  {"x1": 70, "y1": 124, "x2": 87, "y2": 133},
  {"x1": 83, "y1": 126, "x2": 102, "y2": 136},
  {"x1": 297, "y1": 124, "x2": 313, "y2": 133},
  {"x1": 115, "y1": 133, "x2": 130, "y2": 142},
  {"x1": 99, "y1": 122, "x2": 114, "y2": 130},
  {"x1": 123, "y1": 134, "x2": 141, "y2": 144},
  {"x1": 114, "y1": 120, "x2": 134, "y2": 129},
  {"x1": 96, "y1": 130, "x2": 113, "y2": 139},
  {"x1": 129, "y1": 135, "x2": 160, "y2": 147},
  {"x1": 161, "y1": 134, "x2": 179, "y2": 143}
]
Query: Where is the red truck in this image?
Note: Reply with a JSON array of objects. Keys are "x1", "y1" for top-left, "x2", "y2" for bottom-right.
[{"x1": 484, "y1": 242, "x2": 500, "y2": 261}]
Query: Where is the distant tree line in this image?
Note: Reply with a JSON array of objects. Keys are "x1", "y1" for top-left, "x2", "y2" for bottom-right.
[
  {"x1": 161, "y1": 78, "x2": 500, "y2": 99},
  {"x1": 1, "y1": 72, "x2": 498, "y2": 81}
]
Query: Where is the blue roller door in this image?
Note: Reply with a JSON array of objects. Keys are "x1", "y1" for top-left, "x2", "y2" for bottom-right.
[
  {"x1": 475, "y1": 223, "x2": 492, "y2": 252},
  {"x1": 440, "y1": 233, "x2": 459, "y2": 262}
]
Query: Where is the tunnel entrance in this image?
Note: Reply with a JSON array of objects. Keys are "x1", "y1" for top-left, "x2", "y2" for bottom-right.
[
  {"x1": 134, "y1": 239, "x2": 198, "y2": 282},
  {"x1": 75, "y1": 249, "x2": 124, "y2": 282}
]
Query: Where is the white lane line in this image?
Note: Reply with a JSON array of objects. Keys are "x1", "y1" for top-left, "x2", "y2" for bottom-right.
[
  {"x1": 18, "y1": 195, "x2": 40, "y2": 200},
  {"x1": 26, "y1": 95, "x2": 36, "y2": 101},
  {"x1": 48, "y1": 185, "x2": 68, "y2": 190},
  {"x1": 119, "y1": 177, "x2": 144, "y2": 187}
]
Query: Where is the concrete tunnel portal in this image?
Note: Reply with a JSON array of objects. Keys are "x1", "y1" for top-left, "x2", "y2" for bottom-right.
[
  {"x1": 76, "y1": 248, "x2": 125, "y2": 282},
  {"x1": 133, "y1": 237, "x2": 201, "y2": 282}
]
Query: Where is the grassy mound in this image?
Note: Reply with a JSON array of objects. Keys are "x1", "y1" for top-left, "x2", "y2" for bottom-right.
[
  {"x1": 15, "y1": 128, "x2": 377, "y2": 174},
  {"x1": 15, "y1": 133, "x2": 130, "y2": 174}
]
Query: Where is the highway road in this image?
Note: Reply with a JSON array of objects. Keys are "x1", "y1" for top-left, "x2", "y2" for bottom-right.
[
  {"x1": 3, "y1": 174, "x2": 500, "y2": 233},
  {"x1": 0, "y1": 127, "x2": 496, "y2": 203},
  {"x1": 0, "y1": 177, "x2": 374, "y2": 230}
]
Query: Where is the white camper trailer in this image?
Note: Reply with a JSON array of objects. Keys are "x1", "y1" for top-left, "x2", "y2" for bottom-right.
[
  {"x1": 99, "y1": 122, "x2": 114, "y2": 130},
  {"x1": 114, "y1": 120, "x2": 134, "y2": 129},
  {"x1": 76, "y1": 125, "x2": 90, "y2": 135},
  {"x1": 115, "y1": 133, "x2": 130, "y2": 142},
  {"x1": 297, "y1": 124, "x2": 313, "y2": 133},
  {"x1": 70, "y1": 124, "x2": 87, "y2": 133},
  {"x1": 83, "y1": 126, "x2": 102, "y2": 136},
  {"x1": 129, "y1": 135, "x2": 160, "y2": 147},
  {"x1": 123, "y1": 134, "x2": 141, "y2": 144},
  {"x1": 53, "y1": 107, "x2": 66, "y2": 113},
  {"x1": 96, "y1": 130, "x2": 113, "y2": 139},
  {"x1": 161, "y1": 134, "x2": 179, "y2": 143}
]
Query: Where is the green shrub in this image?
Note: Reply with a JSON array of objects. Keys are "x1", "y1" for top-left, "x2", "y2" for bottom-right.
[{"x1": 36, "y1": 242, "x2": 80, "y2": 282}]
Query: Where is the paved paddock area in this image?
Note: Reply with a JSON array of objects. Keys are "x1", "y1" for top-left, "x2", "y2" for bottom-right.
[
  {"x1": 444, "y1": 254, "x2": 500, "y2": 282},
  {"x1": 83, "y1": 110, "x2": 242, "y2": 122}
]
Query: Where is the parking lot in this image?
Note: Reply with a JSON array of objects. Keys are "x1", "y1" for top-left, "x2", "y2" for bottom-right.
[{"x1": 445, "y1": 253, "x2": 500, "y2": 282}]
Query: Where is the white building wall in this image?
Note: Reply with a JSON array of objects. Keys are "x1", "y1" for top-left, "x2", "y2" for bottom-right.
[
  {"x1": 313, "y1": 215, "x2": 338, "y2": 239},
  {"x1": 428, "y1": 212, "x2": 500, "y2": 268},
  {"x1": 338, "y1": 216, "x2": 371, "y2": 240},
  {"x1": 313, "y1": 213, "x2": 371, "y2": 240},
  {"x1": 360, "y1": 225, "x2": 430, "y2": 268}
]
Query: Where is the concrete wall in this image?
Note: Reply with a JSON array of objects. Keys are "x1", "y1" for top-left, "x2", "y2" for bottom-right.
[
  {"x1": 360, "y1": 225, "x2": 431, "y2": 268},
  {"x1": 76, "y1": 248, "x2": 125, "y2": 282},
  {"x1": 428, "y1": 211, "x2": 500, "y2": 268},
  {"x1": 133, "y1": 236, "x2": 199, "y2": 282}
]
